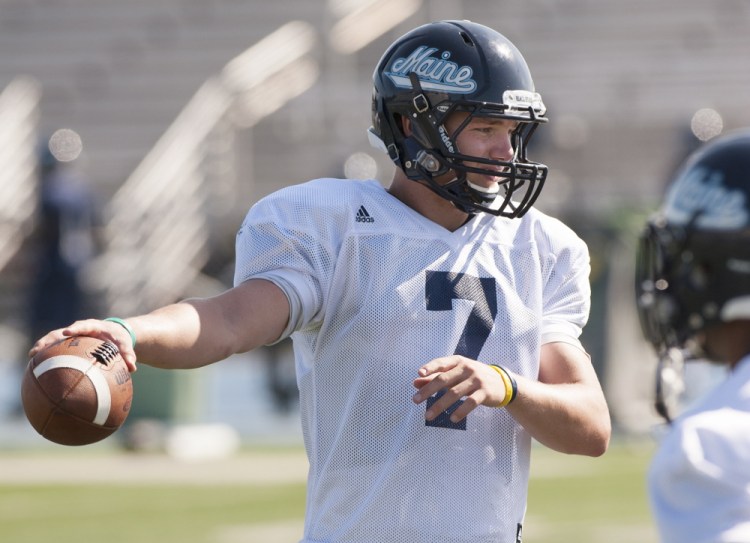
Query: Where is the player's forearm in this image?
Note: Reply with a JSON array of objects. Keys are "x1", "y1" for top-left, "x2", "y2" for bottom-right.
[
  {"x1": 506, "y1": 378, "x2": 611, "y2": 456},
  {"x1": 129, "y1": 280, "x2": 290, "y2": 370},
  {"x1": 128, "y1": 300, "x2": 236, "y2": 369}
]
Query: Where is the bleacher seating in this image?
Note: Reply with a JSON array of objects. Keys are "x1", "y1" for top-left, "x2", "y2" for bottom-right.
[{"x1": 2, "y1": 0, "x2": 749, "y2": 214}]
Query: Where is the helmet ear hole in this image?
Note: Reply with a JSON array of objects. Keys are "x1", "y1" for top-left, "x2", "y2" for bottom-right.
[{"x1": 459, "y1": 31, "x2": 474, "y2": 46}]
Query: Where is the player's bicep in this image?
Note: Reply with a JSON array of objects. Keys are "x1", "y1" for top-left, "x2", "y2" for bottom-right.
[
  {"x1": 209, "y1": 279, "x2": 290, "y2": 354},
  {"x1": 538, "y1": 341, "x2": 596, "y2": 386}
]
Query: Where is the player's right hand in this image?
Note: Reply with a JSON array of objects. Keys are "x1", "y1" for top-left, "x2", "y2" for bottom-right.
[{"x1": 28, "y1": 319, "x2": 138, "y2": 372}]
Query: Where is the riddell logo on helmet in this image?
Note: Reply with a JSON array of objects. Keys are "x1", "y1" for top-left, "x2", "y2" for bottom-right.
[
  {"x1": 438, "y1": 125, "x2": 454, "y2": 153},
  {"x1": 385, "y1": 46, "x2": 477, "y2": 94}
]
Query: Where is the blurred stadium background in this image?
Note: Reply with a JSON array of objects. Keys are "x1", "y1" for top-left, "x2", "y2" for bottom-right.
[{"x1": 0, "y1": 0, "x2": 749, "y2": 540}]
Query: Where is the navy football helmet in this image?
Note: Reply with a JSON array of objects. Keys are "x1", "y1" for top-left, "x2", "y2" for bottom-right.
[
  {"x1": 637, "y1": 129, "x2": 750, "y2": 354},
  {"x1": 369, "y1": 20, "x2": 548, "y2": 217},
  {"x1": 636, "y1": 129, "x2": 750, "y2": 420}
]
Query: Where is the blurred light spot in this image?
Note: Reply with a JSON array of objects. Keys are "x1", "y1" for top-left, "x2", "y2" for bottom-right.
[
  {"x1": 327, "y1": 0, "x2": 374, "y2": 18},
  {"x1": 329, "y1": 0, "x2": 422, "y2": 54},
  {"x1": 551, "y1": 114, "x2": 589, "y2": 150},
  {"x1": 690, "y1": 108, "x2": 723, "y2": 142},
  {"x1": 344, "y1": 152, "x2": 377, "y2": 179},
  {"x1": 48, "y1": 128, "x2": 83, "y2": 162}
]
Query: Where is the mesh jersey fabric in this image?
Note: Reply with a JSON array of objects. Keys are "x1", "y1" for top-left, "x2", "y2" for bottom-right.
[
  {"x1": 234, "y1": 178, "x2": 591, "y2": 543},
  {"x1": 648, "y1": 355, "x2": 750, "y2": 543}
]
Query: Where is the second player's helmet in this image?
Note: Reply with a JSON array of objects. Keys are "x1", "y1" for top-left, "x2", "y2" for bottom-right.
[
  {"x1": 636, "y1": 129, "x2": 750, "y2": 356},
  {"x1": 369, "y1": 20, "x2": 548, "y2": 217}
]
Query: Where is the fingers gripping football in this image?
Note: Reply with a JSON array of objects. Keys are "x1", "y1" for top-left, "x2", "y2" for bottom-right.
[{"x1": 29, "y1": 319, "x2": 138, "y2": 372}]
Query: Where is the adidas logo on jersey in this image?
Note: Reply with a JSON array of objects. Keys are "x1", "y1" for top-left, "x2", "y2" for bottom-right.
[{"x1": 355, "y1": 205, "x2": 374, "y2": 223}]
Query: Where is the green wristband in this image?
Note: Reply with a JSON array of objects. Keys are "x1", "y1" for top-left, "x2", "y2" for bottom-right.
[{"x1": 104, "y1": 317, "x2": 137, "y2": 348}]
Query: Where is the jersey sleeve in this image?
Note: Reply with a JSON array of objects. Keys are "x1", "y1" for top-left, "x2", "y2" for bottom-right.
[
  {"x1": 233, "y1": 185, "x2": 337, "y2": 342},
  {"x1": 538, "y1": 223, "x2": 591, "y2": 350}
]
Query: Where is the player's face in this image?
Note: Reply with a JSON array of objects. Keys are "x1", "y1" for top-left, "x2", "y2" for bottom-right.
[
  {"x1": 696, "y1": 320, "x2": 750, "y2": 366},
  {"x1": 441, "y1": 112, "x2": 517, "y2": 189}
]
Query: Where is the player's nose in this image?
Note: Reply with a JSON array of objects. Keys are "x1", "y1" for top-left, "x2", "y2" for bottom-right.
[{"x1": 489, "y1": 132, "x2": 514, "y2": 162}]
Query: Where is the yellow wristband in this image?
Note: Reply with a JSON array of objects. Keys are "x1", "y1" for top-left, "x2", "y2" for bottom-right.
[{"x1": 489, "y1": 364, "x2": 518, "y2": 408}]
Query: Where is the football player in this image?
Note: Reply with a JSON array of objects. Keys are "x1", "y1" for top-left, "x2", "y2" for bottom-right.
[
  {"x1": 636, "y1": 129, "x2": 750, "y2": 543},
  {"x1": 31, "y1": 20, "x2": 610, "y2": 542}
]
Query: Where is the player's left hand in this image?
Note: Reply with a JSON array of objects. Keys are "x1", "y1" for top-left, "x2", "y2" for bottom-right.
[
  {"x1": 29, "y1": 319, "x2": 138, "y2": 372},
  {"x1": 412, "y1": 355, "x2": 507, "y2": 423}
]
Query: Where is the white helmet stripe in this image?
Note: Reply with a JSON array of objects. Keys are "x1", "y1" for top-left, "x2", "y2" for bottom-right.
[{"x1": 33, "y1": 355, "x2": 112, "y2": 425}]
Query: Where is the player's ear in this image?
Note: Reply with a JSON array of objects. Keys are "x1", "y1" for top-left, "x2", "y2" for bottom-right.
[{"x1": 399, "y1": 115, "x2": 413, "y2": 137}]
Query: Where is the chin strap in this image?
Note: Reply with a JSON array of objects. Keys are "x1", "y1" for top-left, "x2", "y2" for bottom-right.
[{"x1": 654, "y1": 347, "x2": 686, "y2": 424}]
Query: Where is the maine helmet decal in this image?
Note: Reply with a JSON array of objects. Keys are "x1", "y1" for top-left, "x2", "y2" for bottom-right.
[
  {"x1": 384, "y1": 46, "x2": 477, "y2": 94},
  {"x1": 663, "y1": 166, "x2": 748, "y2": 230}
]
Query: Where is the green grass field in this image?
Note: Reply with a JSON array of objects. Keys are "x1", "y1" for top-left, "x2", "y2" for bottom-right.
[
  {"x1": 527, "y1": 440, "x2": 659, "y2": 542},
  {"x1": 0, "y1": 440, "x2": 659, "y2": 543}
]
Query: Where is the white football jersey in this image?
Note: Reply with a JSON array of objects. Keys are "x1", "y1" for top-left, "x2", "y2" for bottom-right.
[
  {"x1": 234, "y1": 178, "x2": 591, "y2": 543},
  {"x1": 648, "y1": 355, "x2": 750, "y2": 543}
]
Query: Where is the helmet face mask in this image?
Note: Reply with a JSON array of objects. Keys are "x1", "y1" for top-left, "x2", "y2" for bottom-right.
[
  {"x1": 370, "y1": 20, "x2": 548, "y2": 217},
  {"x1": 636, "y1": 216, "x2": 704, "y2": 355}
]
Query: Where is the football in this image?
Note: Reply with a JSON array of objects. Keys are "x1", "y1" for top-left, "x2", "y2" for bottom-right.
[{"x1": 21, "y1": 335, "x2": 133, "y2": 446}]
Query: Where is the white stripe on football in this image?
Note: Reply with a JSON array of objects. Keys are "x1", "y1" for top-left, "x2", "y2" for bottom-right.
[{"x1": 33, "y1": 355, "x2": 112, "y2": 425}]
